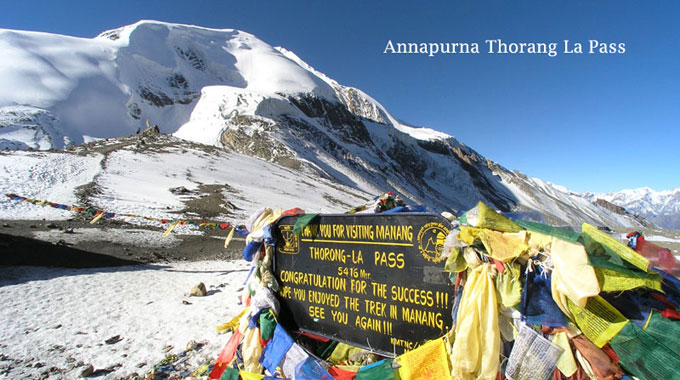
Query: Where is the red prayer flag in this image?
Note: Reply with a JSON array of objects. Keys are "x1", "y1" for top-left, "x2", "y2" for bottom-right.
[
  {"x1": 297, "y1": 331, "x2": 330, "y2": 342},
  {"x1": 282, "y1": 208, "x2": 305, "y2": 217},
  {"x1": 209, "y1": 329, "x2": 243, "y2": 379},
  {"x1": 328, "y1": 366, "x2": 356, "y2": 380}
]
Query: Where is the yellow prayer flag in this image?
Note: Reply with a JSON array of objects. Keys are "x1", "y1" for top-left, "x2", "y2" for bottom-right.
[
  {"x1": 242, "y1": 327, "x2": 264, "y2": 373},
  {"x1": 396, "y1": 338, "x2": 450, "y2": 380},
  {"x1": 527, "y1": 230, "x2": 553, "y2": 252},
  {"x1": 189, "y1": 364, "x2": 210, "y2": 377},
  {"x1": 328, "y1": 342, "x2": 366, "y2": 365},
  {"x1": 496, "y1": 261, "x2": 522, "y2": 307},
  {"x1": 552, "y1": 332, "x2": 578, "y2": 377},
  {"x1": 466, "y1": 201, "x2": 522, "y2": 232},
  {"x1": 335, "y1": 365, "x2": 361, "y2": 372},
  {"x1": 89, "y1": 211, "x2": 105, "y2": 224},
  {"x1": 582, "y1": 223, "x2": 649, "y2": 272},
  {"x1": 550, "y1": 237, "x2": 600, "y2": 310},
  {"x1": 224, "y1": 227, "x2": 235, "y2": 248},
  {"x1": 477, "y1": 229, "x2": 528, "y2": 262},
  {"x1": 163, "y1": 220, "x2": 180, "y2": 237},
  {"x1": 444, "y1": 247, "x2": 468, "y2": 273},
  {"x1": 457, "y1": 226, "x2": 483, "y2": 245},
  {"x1": 216, "y1": 307, "x2": 249, "y2": 333},
  {"x1": 450, "y1": 264, "x2": 500, "y2": 380},
  {"x1": 567, "y1": 296, "x2": 628, "y2": 348},
  {"x1": 595, "y1": 267, "x2": 662, "y2": 292},
  {"x1": 247, "y1": 208, "x2": 283, "y2": 243},
  {"x1": 239, "y1": 371, "x2": 264, "y2": 380}
]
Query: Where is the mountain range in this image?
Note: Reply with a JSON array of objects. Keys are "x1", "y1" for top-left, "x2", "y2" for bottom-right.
[
  {"x1": 0, "y1": 20, "x2": 671, "y2": 228},
  {"x1": 584, "y1": 188, "x2": 680, "y2": 229}
]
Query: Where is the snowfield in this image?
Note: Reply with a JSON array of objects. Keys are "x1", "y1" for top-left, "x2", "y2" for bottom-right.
[{"x1": 0, "y1": 260, "x2": 251, "y2": 379}]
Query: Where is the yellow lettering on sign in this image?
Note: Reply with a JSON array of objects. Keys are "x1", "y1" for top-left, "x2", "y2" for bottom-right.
[
  {"x1": 280, "y1": 286, "x2": 292, "y2": 299},
  {"x1": 351, "y1": 279, "x2": 367, "y2": 295},
  {"x1": 301, "y1": 225, "x2": 318, "y2": 238},
  {"x1": 308, "y1": 305, "x2": 325, "y2": 320},
  {"x1": 307, "y1": 290, "x2": 341, "y2": 307},
  {"x1": 390, "y1": 337, "x2": 415, "y2": 350},
  {"x1": 332, "y1": 224, "x2": 346, "y2": 239},
  {"x1": 371, "y1": 282, "x2": 388, "y2": 299},
  {"x1": 344, "y1": 296, "x2": 360, "y2": 312},
  {"x1": 375, "y1": 224, "x2": 413, "y2": 242},
  {"x1": 400, "y1": 307, "x2": 444, "y2": 330},
  {"x1": 279, "y1": 270, "x2": 347, "y2": 292},
  {"x1": 309, "y1": 247, "x2": 346, "y2": 263},
  {"x1": 345, "y1": 224, "x2": 375, "y2": 240},
  {"x1": 364, "y1": 299, "x2": 387, "y2": 317},
  {"x1": 374, "y1": 251, "x2": 405, "y2": 269},
  {"x1": 331, "y1": 310, "x2": 349, "y2": 325},
  {"x1": 355, "y1": 315, "x2": 393, "y2": 335},
  {"x1": 390, "y1": 285, "x2": 434, "y2": 307}
]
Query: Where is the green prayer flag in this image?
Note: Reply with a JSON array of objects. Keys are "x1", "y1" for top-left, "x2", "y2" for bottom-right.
[
  {"x1": 293, "y1": 213, "x2": 319, "y2": 236},
  {"x1": 644, "y1": 310, "x2": 680, "y2": 357},
  {"x1": 356, "y1": 359, "x2": 394, "y2": 380},
  {"x1": 515, "y1": 219, "x2": 581, "y2": 242},
  {"x1": 318, "y1": 340, "x2": 339, "y2": 360},
  {"x1": 259, "y1": 309, "x2": 276, "y2": 341},
  {"x1": 610, "y1": 322, "x2": 680, "y2": 380},
  {"x1": 219, "y1": 367, "x2": 240, "y2": 380}
]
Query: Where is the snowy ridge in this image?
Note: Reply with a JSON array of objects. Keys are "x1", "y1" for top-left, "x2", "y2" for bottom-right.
[
  {"x1": 0, "y1": 21, "x2": 649, "y2": 228},
  {"x1": 584, "y1": 187, "x2": 680, "y2": 229},
  {"x1": 0, "y1": 135, "x2": 373, "y2": 223}
]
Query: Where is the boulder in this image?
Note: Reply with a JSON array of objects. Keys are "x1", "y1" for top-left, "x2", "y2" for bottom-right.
[{"x1": 189, "y1": 282, "x2": 207, "y2": 297}]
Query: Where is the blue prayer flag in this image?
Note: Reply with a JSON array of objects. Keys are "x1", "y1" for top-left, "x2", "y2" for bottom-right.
[
  {"x1": 521, "y1": 266, "x2": 568, "y2": 327},
  {"x1": 295, "y1": 357, "x2": 334, "y2": 380},
  {"x1": 259, "y1": 324, "x2": 294, "y2": 374}
]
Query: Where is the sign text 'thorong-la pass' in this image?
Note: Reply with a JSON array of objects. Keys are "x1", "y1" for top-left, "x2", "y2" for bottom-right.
[{"x1": 273, "y1": 213, "x2": 454, "y2": 356}]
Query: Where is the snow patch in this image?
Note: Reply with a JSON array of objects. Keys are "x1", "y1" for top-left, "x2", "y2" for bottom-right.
[{"x1": 0, "y1": 260, "x2": 250, "y2": 379}]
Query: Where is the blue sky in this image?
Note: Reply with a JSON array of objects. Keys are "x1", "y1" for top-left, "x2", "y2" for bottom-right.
[{"x1": 2, "y1": 0, "x2": 678, "y2": 193}]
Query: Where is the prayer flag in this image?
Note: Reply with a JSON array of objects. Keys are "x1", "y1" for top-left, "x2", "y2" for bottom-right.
[
  {"x1": 396, "y1": 338, "x2": 449, "y2": 380},
  {"x1": 209, "y1": 330, "x2": 243, "y2": 379},
  {"x1": 240, "y1": 371, "x2": 265, "y2": 380},
  {"x1": 328, "y1": 366, "x2": 357, "y2": 380},
  {"x1": 218, "y1": 367, "x2": 239, "y2": 380},
  {"x1": 260, "y1": 324, "x2": 294, "y2": 374},
  {"x1": 295, "y1": 356, "x2": 334, "y2": 380},
  {"x1": 567, "y1": 296, "x2": 628, "y2": 348},
  {"x1": 356, "y1": 359, "x2": 394, "y2": 380},
  {"x1": 280, "y1": 343, "x2": 309, "y2": 379}
]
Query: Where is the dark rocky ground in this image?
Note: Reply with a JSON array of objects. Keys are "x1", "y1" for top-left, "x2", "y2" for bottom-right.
[{"x1": 0, "y1": 216, "x2": 244, "y2": 268}]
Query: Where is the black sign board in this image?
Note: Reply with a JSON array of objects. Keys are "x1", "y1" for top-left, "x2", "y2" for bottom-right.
[{"x1": 273, "y1": 213, "x2": 454, "y2": 356}]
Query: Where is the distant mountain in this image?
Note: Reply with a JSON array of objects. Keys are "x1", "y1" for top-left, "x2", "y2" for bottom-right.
[
  {"x1": 0, "y1": 21, "x2": 650, "y2": 227},
  {"x1": 584, "y1": 188, "x2": 680, "y2": 229}
]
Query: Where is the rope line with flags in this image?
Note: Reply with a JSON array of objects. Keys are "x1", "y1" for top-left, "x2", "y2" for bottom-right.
[{"x1": 4, "y1": 193, "x2": 246, "y2": 237}]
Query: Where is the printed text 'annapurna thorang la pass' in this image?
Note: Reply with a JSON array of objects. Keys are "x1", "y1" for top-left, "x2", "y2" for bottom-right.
[{"x1": 383, "y1": 39, "x2": 626, "y2": 57}]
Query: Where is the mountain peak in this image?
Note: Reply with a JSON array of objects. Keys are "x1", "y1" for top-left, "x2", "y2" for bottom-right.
[{"x1": 0, "y1": 21, "x2": 653, "y2": 228}]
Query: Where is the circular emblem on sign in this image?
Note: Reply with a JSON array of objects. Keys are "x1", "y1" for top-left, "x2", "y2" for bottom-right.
[{"x1": 417, "y1": 222, "x2": 449, "y2": 263}]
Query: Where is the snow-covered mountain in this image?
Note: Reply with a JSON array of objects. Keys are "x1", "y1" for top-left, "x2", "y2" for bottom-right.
[
  {"x1": 584, "y1": 188, "x2": 680, "y2": 229},
  {"x1": 0, "y1": 21, "x2": 649, "y2": 227}
]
